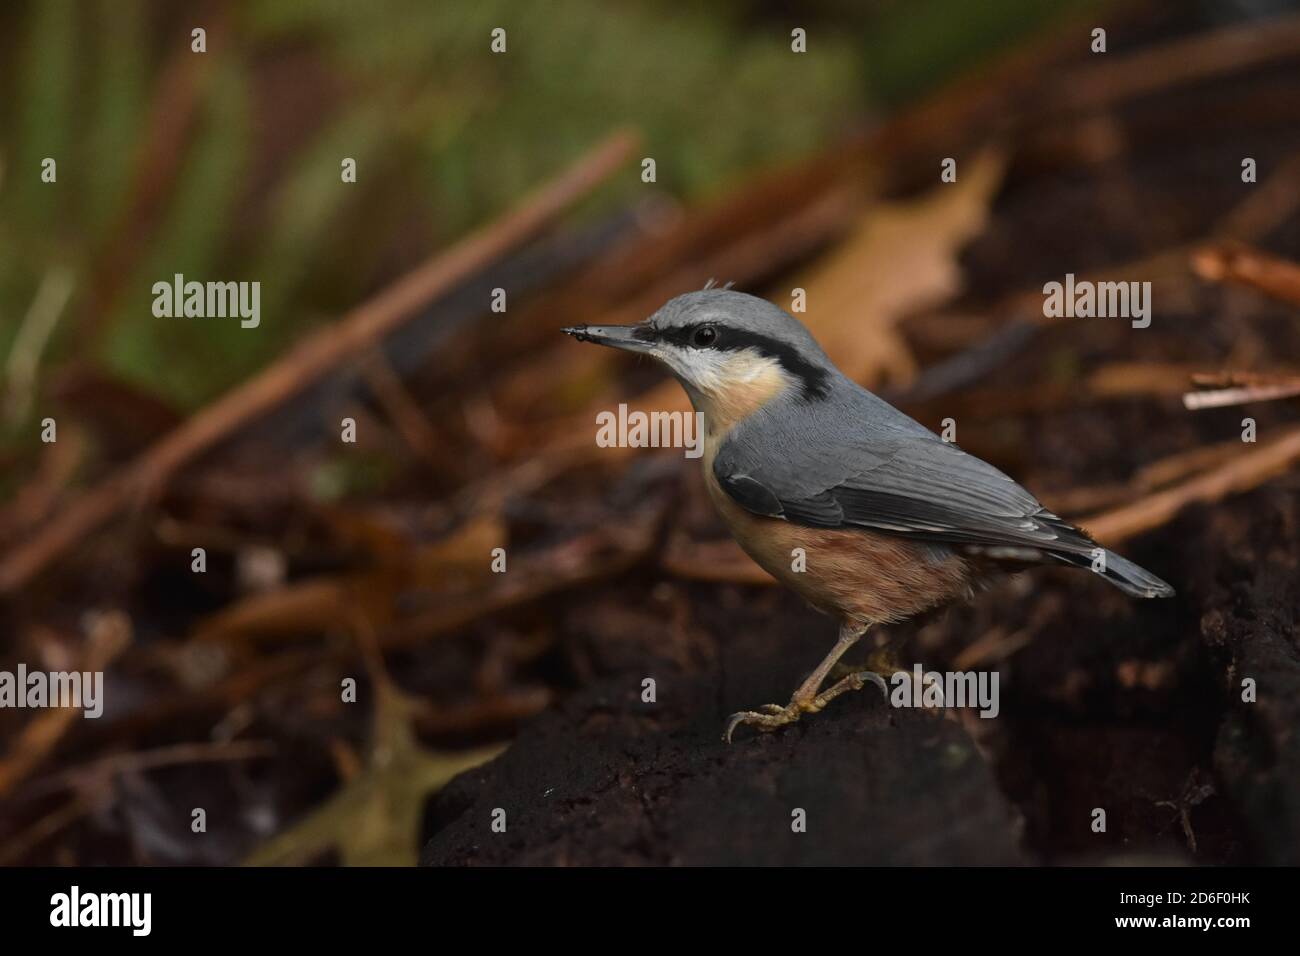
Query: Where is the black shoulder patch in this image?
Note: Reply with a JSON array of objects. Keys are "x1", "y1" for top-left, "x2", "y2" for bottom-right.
[{"x1": 715, "y1": 473, "x2": 785, "y2": 517}]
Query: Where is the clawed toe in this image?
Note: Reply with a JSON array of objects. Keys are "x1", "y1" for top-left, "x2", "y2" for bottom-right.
[
  {"x1": 850, "y1": 671, "x2": 890, "y2": 697},
  {"x1": 724, "y1": 671, "x2": 890, "y2": 742},
  {"x1": 723, "y1": 625, "x2": 898, "y2": 743},
  {"x1": 723, "y1": 705, "x2": 799, "y2": 743}
]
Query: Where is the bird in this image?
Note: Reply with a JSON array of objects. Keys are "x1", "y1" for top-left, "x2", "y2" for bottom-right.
[{"x1": 562, "y1": 287, "x2": 1174, "y2": 742}]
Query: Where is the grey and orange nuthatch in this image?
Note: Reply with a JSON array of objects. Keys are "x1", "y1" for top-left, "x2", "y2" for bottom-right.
[{"x1": 563, "y1": 289, "x2": 1173, "y2": 741}]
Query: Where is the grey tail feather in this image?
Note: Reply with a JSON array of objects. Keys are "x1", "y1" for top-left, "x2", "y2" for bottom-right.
[{"x1": 1051, "y1": 547, "x2": 1175, "y2": 598}]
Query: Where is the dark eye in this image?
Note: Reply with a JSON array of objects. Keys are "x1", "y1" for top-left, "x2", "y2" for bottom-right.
[{"x1": 691, "y1": 325, "x2": 718, "y2": 348}]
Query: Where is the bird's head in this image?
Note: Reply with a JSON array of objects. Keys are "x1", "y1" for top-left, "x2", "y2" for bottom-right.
[{"x1": 563, "y1": 288, "x2": 834, "y2": 427}]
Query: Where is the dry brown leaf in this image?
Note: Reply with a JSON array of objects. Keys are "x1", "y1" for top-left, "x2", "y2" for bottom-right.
[
  {"x1": 244, "y1": 681, "x2": 504, "y2": 867},
  {"x1": 793, "y1": 148, "x2": 1007, "y2": 388}
]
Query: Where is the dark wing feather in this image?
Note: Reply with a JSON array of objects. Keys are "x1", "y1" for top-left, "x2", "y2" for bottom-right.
[
  {"x1": 711, "y1": 391, "x2": 1173, "y2": 597},
  {"x1": 716, "y1": 429, "x2": 1071, "y2": 551}
]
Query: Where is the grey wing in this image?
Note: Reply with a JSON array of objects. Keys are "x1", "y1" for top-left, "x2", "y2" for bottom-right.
[
  {"x1": 715, "y1": 417, "x2": 1074, "y2": 554},
  {"x1": 712, "y1": 382, "x2": 1097, "y2": 548},
  {"x1": 712, "y1": 391, "x2": 1174, "y2": 598},
  {"x1": 712, "y1": 390, "x2": 1180, "y2": 598}
]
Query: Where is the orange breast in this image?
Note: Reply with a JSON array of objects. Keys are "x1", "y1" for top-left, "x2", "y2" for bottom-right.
[{"x1": 700, "y1": 446, "x2": 972, "y2": 626}]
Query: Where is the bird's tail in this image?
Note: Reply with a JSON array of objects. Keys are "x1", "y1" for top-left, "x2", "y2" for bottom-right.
[{"x1": 1051, "y1": 546, "x2": 1174, "y2": 598}]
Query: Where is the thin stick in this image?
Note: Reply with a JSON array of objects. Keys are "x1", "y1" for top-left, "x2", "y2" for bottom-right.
[
  {"x1": 0, "y1": 612, "x2": 132, "y2": 798},
  {"x1": 21, "y1": 739, "x2": 276, "y2": 801},
  {"x1": 3, "y1": 740, "x2": 276, "y2": 864},
  {"x1": 3, "y1": 266, "x2": 76, "y2": 423},
  {"x1": 1084, "y1": 426, "x2": 1300, "y2": 544},
  {"x1": 1055, "y1": 13, "x2": 1300, "y2": 112},
  {"x1": 0, "y1": 796, "x2": 93, "y2": 865},
  {"x1": 1184, "y1": 381, "x2": 1300, "y2": 410},
  {"x1": 1191, "y1": 241, "x2": 1300, "y2": 308},
  {"x1": 0, "y1": 129, "x2": 638, "y2": 593},
  {"x1": 1213, "y1": 151, "x2": 1300, "y2": 240},
  {"x1": 361, "y1": 349, "x2": 446, "y2": 471}
]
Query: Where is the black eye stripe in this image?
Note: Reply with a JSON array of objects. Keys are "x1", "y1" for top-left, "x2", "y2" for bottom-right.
[{"x1": 636, "y1": 323, "x2": 830, "y2": 401}]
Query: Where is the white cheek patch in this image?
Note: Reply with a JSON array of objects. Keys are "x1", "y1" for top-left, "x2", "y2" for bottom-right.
[
  {"x1": 653, "y1": 345, "x2": 722, "y2": 390},
  {"x1": 726, "y1": 351, "x2": 781, "y2": 384},
  {"x1": 653, "y1": 345, "x2": 786, "y2": 395}
]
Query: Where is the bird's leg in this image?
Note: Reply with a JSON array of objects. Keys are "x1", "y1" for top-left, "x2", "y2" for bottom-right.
[
  {"x1": 724, "y1": 623, "x2": 886, "y2": 742},
  {"x1": 833, "y1": 641, "x2": 945, "y2": 713},
  {"x1": 804, "y1": 668, "x2": 890, "y2": 715},
  {"x1": 829, "y1": 634, "x2": 902, "y2": 681}
]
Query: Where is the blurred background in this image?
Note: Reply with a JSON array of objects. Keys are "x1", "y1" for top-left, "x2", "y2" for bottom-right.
[{"x1": 2, "y1": 0, "x2": 1299, "y2": 866}]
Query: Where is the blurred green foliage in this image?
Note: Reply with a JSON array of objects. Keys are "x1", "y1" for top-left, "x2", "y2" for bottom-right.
[
  {"x1": 245, "y1": 1, "x2": 865, "y2": 233},
  {"x1": 1, "y1": 0, "x2": 866, "y2": 419},
  {"x1": 862, "y1": 0, "x2": 1103, "y2": 105},
  {"x1": 0, "y1": 0, "x2": 1092, "y2": 437}
]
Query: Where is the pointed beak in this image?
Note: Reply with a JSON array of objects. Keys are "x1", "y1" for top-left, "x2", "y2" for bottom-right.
[{"x1": 561, "y1": 324, "x2": 654, "y2": 354}]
